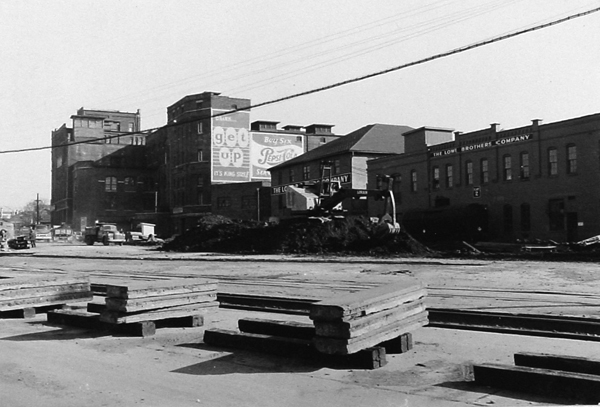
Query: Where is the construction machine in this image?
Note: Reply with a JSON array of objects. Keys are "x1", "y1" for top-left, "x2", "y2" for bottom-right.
[{"x1": 285, "y1": 161, "x2": 400, "y2": 234}]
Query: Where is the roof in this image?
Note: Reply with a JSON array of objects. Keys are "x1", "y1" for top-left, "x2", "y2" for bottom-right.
[{"x1": 270, "y1": 123, "x2": 413, "y2": 169}]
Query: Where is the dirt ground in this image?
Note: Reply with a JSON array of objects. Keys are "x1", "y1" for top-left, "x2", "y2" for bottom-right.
[{"x1": 2, "y1": 243, "x2": 600, "y2": 406}]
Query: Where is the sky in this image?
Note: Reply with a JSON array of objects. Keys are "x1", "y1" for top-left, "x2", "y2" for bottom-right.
[{"x1": 1, "y1": 0, "x2": 599, "y2": 209}]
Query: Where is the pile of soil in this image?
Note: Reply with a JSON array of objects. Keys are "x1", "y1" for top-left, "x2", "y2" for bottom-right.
[{"x1": 161, "y1": 214, "x2": 435, "y2": 256}]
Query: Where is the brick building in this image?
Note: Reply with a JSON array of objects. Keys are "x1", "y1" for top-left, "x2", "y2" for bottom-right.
[
  {"x1": 51, "y1": 108, "x2": 153, "y2": 232},
  {"x1": 367, "y1": 113, "x2": 600, "y2": 243}
]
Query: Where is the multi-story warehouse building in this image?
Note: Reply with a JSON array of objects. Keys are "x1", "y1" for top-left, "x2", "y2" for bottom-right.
[
  {"x1": 367, "y1": 113, "x2": 600, "y2": 243},
  {"x1": 51, "y1": 108, "x2": 153, "y2": 232}
]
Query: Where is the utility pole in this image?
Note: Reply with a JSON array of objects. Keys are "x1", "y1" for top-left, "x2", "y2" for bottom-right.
[{"x1": 36, "y1": 193, "x2": 40, "y2": 225}]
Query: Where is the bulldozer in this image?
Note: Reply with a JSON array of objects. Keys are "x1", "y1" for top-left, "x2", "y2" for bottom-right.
[{"x1": 285, "y1": 161, "x2": 400, "y2": 234}]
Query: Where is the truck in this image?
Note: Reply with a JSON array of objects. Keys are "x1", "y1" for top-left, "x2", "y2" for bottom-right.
[
  {"x1": 126, "y1": 222, "x2": 156, "y2": 243},
  {"x1": 83, "y1": 223, "x2": 126, "y2": 246}
]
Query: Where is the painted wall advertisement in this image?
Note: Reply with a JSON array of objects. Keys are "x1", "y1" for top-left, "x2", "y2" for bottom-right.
[
  {"x1": 211, "y1": 109, "x2": 251, "y2": 183},
  {"x1": 250, "y1": 132, "x2": 304, "y2": 179}
]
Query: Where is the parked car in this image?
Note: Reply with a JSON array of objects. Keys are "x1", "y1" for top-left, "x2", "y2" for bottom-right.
[
  {"x1": 34, "y1": 224, "x2": 52, "y2": 243},
  {"x1": 8, "y1": 235, "x2": 30, "y2": 250}
]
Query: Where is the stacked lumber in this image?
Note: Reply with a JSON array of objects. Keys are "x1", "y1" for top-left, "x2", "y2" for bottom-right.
[
  {"x1": 310, "y1": 279, "x2": 427, "y2": 355},
  {"x1": 0, "y1": 274, "x2": 92, "y2": 317},
  {"x1": 99, "y1": 278, "x2": 218, "y2": 325}
]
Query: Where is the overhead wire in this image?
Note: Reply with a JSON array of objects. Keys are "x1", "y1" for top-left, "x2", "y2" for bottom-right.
[{"x1": 1, "y1": 5, "x2": 599, "y2": 156}]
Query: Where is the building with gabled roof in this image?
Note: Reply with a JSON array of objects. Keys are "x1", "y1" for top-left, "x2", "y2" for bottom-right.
[{"x1": 268, "y1": 123, "x2": 419, "y2": 220}]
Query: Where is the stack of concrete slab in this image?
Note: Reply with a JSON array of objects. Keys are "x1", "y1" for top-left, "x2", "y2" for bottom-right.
[
  {"x1": 0, "y1": 274, "x2": 92, "y2": 317},
  {"x1": 99, "y1": 278, "x2": 219, "y2": 325},
  {"x1": 310, "y1": 279, "x2": 427, "y2": 355}
]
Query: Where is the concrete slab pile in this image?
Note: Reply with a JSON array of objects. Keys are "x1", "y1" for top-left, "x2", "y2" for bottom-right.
[
  {"x1": 0, "y1": 274, "x2": 92, "y2": 318},
  {"x1": 98, "y1": 278, "x2": 219, "y2": 336},
  {"x1": 309, "y1": 279, "x2": 428, "y2": 355},
  {"x1": 48, "y1": 278, "x2": 218, "y2": 337}
]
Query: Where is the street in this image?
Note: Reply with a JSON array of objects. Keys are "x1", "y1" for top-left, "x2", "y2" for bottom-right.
[{"x1": 1, "y1": 243, "x2": 600, "y2": 406}]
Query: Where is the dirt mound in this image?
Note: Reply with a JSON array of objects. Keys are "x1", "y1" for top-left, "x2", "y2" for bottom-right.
[{"x1": 162, "y1": 215, "x2": 435, "y2": 256}]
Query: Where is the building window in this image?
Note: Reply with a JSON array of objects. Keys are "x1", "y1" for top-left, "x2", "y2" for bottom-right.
[
  {"x1": 217, "y1": 197, "x2": 231, "y2": 208},
  {"x1": 465, "y1": 161, "x2": 473, "y2": 185},
  {"x1": 567, "y1": 144, "x2": 577, "y2": 174},
  {"x1": 410, "y1": 170, "x2": 417, "y2": 192},
  {"x1": 548, "y1": 198, "x2": 565, "y2": 230},
  {"x1": 105, "y1": 177, "x2": 117, "y2": 192},
  {"x1": 521, "y1": 203, "x2": 531, "y2": 231},
  {"x1": 432, "y1": 166, "x2": 440, "y2": 190},
  {"x1": 548, "y1": 147, "x2": 558, "y2": 176},
  {"x1": 289, "y1": 168, "x2": 295, "y2": 183},
  {"x1": 128, "y1": 122, "x2": 134, "y2": 132},
  {"x1": 520, "y1": 152, "x2": 530, "y2": 179},
  {"x1": 503, "y1": 155, "x2": 512, "y2": 181},
  {"x1": 124, "y1": 177, "x2": 136, "y2": 192},
  {"x1": 480, "y1": 158, "x2": 489, "y2": 184},
  {"x1": 197, "y1": 122, "x2": 203, "y2": 134},
  {"x1": 197, "y1": 149, "x2": 204, "y2": 162},
  {"x1": 303, "y1": 165, "x2": 310, "y2": 180},
  {"x1": 445, "y1": 164, "x2": 453, "y2": 188},
  {"x1": 333, "y1": 159, "x2": 341, "y2": 175},
  {"x1": 320, "y1": 137, "x2": 326, "y2": 144}
]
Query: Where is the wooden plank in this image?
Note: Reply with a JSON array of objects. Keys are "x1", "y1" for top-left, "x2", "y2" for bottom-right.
[
  {"x1": 0, "y1": 291, "x2": 93, "y2": 312},
  {"x1": 203, "y1": 328, "x2": 314, "y2": 356},
  {"x1": 0, "y1": 283, "x2": 91, "y2": 300},
  {"x1": 514, "y1": 352, "x2": 600, "y2": 376},
  {"x1": 310, "y1": 281, "x2": 426, "y2": 321},
  {"x1": 105, "y1": 292, "x2": 217, "y2": 313},
  {"x1": 473, "y1": 363, "x2": 600, "y2": 404},
  {"x1": 237, "y1": 318, "x2": 315, "y2": 340},
  {"x1": 47, "y1": 309, "x2": 108, "y2": 329},
  {"x1": 100, "y1": 301, "x2": 219, "y2": 324},
  {"x1": 0, "y1": 274, "x2": 89, "y2": 291},
  {"x1": 314, "y1": 301, "x2": 425, "y2": 339},
  {"x1": 105, "y1": 278, "x2": 217, "y2": 299},
  {"x1": 313, "y1": 312, "x2": 428, "y2": 355},
  {"x1": 378, "y1": 332, "x2": 413, "y2": 354}
]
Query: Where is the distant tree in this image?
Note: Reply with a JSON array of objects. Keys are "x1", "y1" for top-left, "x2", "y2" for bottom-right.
[{"x1": 19, "y1": 198, "x2": 51, "y2": 225}]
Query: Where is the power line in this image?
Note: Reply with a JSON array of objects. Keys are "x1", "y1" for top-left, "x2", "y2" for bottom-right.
[{"x1": 1, "y1": 5, "x2": 598, "y2": 156}]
